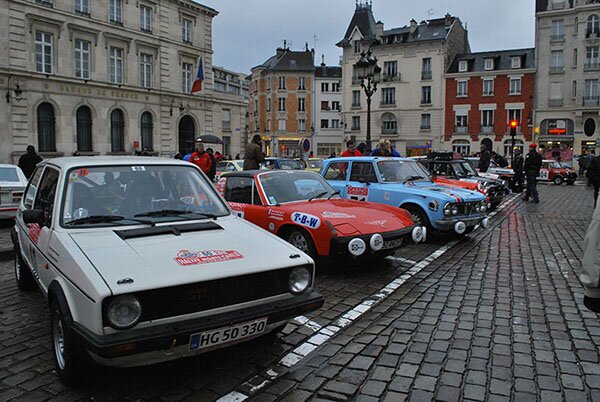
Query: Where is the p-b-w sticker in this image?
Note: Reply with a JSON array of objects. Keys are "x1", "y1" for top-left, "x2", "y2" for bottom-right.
[{"x1": 291, "y1": 212, "x2": 321, "y2": 229}]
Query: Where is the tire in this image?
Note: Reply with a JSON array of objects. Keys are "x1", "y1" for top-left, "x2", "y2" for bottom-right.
[
  {"x1": 50, "y1": 299, "x2": 91, "y2": 386},
  {"x1": 283, "y1": 228, "x2": 317, "y2": 260},
  {"x1": 403, "y1": 206, "x2": 430, "y2": 243},
  {"x1": 14, "y1": 251, "x2": 36, "y2": 291},
  {"x1": 553, "y1": 176, "x2": 564, "y2": 185}
]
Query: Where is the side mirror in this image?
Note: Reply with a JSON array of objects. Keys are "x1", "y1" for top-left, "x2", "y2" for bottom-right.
[{"x1": 23, "y1": 209, "x2": 45, "y2": 226}]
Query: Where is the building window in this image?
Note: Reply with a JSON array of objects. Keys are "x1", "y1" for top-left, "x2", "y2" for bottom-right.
[
  {"x1": 279, "y1": 76, "x2": 286, "y2": 90},
  {"x1": 37, "y1": 102, "x2": 56, "y2": 152},
  {"x1": 298, "y1": 77, "x2": 305, "y2": 90},
  {"x1": 352, "y1": 116, "x2": 360, "y2": 131},
  {"x1": 551, "y1": 20, "x2": 565, "y2": 40},
  {"x1": 253, "y1": 80, "x2": 258, "y2": 93},
  {"x1": 278, "y1": 97, "x2": 286, "y2": 111},
  {"x1": 484, "y1": 58, "x2": 494, "y2": 71},
  {"x1": 254, "y1": 100, "x2": 258, "y2": 116},
  {"x1": 266, "y1": 78, "x2": 271, "y2": 91},
  {"x1": 298, "y1": 119, "x2": 306, "y2": 132},
  {"x1": 317, "y1": 143, "x2": 342, "y2": 158},
  {"x1": 572, "y1": 80, "x2": 578, "y2": 98},
  {"x1": 321, "y1": 82, "x2": 329, "y2": 92},
  {"x1": 508, "y1": 109, "x2": 522, "y2": 131},
  {"x1": 574, "y1": 48, "x2": 578, "y2": 67},
  {"x1": 298, "y1": 97, "x2": 306, "y2": 112},
  {"x1": 509, "y1": 77, "x2": 522, "y2": 95},
  {"x1": 382, "y1": 113, "x2": 397, "y2": 134},
  {"x1": 140, "y1": 53, "x2": 152, "y2": 88},
  {"x1": 455, "y1": 112, "x2": 468, "y2": 133},
  {"x1": 35, "y1": 31, "x2": 53, "y2": 74},
  {"x1": 321, "y1": 101, "x2": 329, "y2": 111},
  {"x1": 267, "y1": 98, "x2": 271, "y2": 112},
  {"x1": 420, "y1": 114, "x2": 431, "y2": 130},
  {"x1": 383, "y1": 61, "x2": 397, "y2": 80},
  {"x1": 586, "y1": 46, "x2": 600, "y2": 69},
  {"x1": 182, "y1": 62, "x2": 192, "y2": 93},
  {"x1": 76, "y1": 106, "x2": 93, "y2": 152},
  {"x1": 140, "y1": 5, "x2": 152, "y2": 33},
  {"x1": 481, "y1": 110, "x2": 494, "y2": 133},
  {"x1": 109, "y1": 0, "x2": 123, "y2": 24},
  {"x1": 421, "y1": 86, "x2": 432, "y2": 104},
  {"x1": 550, "y1": 50, "x2": 564, "y2": 72},
  {"x1": 352, "y1": 90, "x2": 361, "y2": 107},
  {"x1": 278, "y1": 119, "x2": 286, "y2": 132},
  {"x1": 575, "y1": 17, "x2": 579, "y2": 36},
  {"x1": 331, "y1": 101, "x2": 340, "y2": 111},
  {"x1": 110, "y1": 109, "x2": 125, "y2": 152},
  {"x1": 585, "y1": 79, "x2": 599, "y2": 106},
  {"x1": 458, "y1": 60, "x2": 468, "y2": 72},
  {"x1": 353, "y1": 40, "x2": 360, "y2": 54},
  {"x1": 511, "y1": 57, "x2": 521, "y2": 69},
  {"x1": 74, "y1": 39, "x2": 90, "y2": 79},
  {"x1": 457, "y1": 80, "x2": 468, "y2": 97},
  {"x1": 587, "y1": 14, "x2": 600, "y2": 38},
  {"x1": 141, "y1": 111, "x2": 153, "y2": 151},
  {"x1": 266, "y1": 119, "x2": 271, "y2": 132},
  {"x1": 482, "y1": 79, "x2": 494, "y2": 96},
  {"x1": 452, "y1": 140, "x2": 470, "y2": 156},
  {"x1": 182, "y1": 18, "x2": 193, "y2": 44},
  {"x1": 332, "y1": 119, "x2": 340, "y2": 129},
  {"x1": 321, "y1": 119, "x2": 329, "y2": 129},
  {"x1": 422, "y1": 58, "x2": 432, "y2": 80},
  {"x1": 332, "y1": 82, "x2": 340, "y2": 92},
  {"x1": 75, "y1": 0, "x2": 89, "y2": 16},
  {"x1": 382, "y1": 88, "x2": 395, "y2": 105},
  {"x1": 109, "y1": 47, "x2": 124, "y2": 84}
]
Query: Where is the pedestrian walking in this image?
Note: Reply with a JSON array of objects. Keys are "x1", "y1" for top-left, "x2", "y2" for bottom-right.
[
  {"x1": 206, "y1": 147, "x2": 217, "y2": 181},
  {"x1": 479, "y1": 144, "x2": 491, "y2": 173},
  {"x1": 341, "y1": 140, "x2": 362, "y2": 157},
  {"x1": 580, "y1": 201, "x2": 600, "y2": 313},
  {"x1": 523, "y1": 143, "x2": 543, "y2": 203},
  {"x1": 512, "y1": 149, "x2": 524, "y2": 193},
  {"x1": 18, "y1": 145, "x2": 43, "y2": 179},
  {"x1": 243, "y1": 135, "x2": 265, "y2": 170},
  {"x1": 189, "y1": 140, "x2": 212, "y2": 176},
  {"x1": 587, "y1": 152, "x2": 600, "y2": 207},
  {"x1": 235, "y1": 153, "x2": 240, "y2": 160}
]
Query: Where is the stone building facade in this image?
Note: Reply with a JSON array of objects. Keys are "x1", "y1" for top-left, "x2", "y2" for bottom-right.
[
  {"x1": 337, "y1": 2, "x2": 470, "y2": 156},
  {"x1": 535, "y1": 0, "x2": 600, "y2": 157},
  {"x1": 313, "y1": 64, "x2": 343, "y2": 157},
  {"x1": 0, "y1": 0, "x2": 247, "y2": 163}
]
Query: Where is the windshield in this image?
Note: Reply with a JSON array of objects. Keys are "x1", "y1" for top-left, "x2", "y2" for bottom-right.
[
  {"x1": 549, "y1": 161, "x2": 562, "y2": 169},
  {"x1": 258, "y1": 171, "x2": 338, "y2": 204},
  {"x1": 61, "y1": 164, "x2": 229, "y2": 226},
  {"x1": 453, "y1": 162, "x2": 476, "y2": 177},
  {"x1": 377, "y1": 160, "x2": 432, "y2": 183},
  {"x1": 0, "y1": 167, "x2": 19, "y2": 182}
]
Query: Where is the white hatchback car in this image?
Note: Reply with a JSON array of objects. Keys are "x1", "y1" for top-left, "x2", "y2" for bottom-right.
[
  {"x1": 0, "y1": 164, "x2": 28, "y2": 219},
  {"x1": 12, "y1": 157, "x2": 323, "y2": 385}
]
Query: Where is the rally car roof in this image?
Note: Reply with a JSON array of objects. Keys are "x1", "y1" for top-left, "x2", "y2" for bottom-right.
[{"x1": 39, "y1": 156, "x2": 193, "y2": 170}]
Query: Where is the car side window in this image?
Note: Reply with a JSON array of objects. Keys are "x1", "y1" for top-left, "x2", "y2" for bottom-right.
[
  {"x1": 22, "y1": 166, "x2": 44, "y2": 210},
  {"x1": 225, "y1": 177, "x2": 261, "y2": 205},
  {"x1": 432, "y1": 163, "x2": 450, "y2": 176},
  {"x1": 350, "y1": 162, "x2": 377, "y2": 183},
  {"x1": 324, "y1": 162, "x2": 347, "y2": 181},
  {"x1": 33, "y1": 168, "x2": 60, "y2": 227}
]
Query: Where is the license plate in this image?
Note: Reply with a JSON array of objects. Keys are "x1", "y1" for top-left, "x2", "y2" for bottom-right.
[
  {"x1": 189, "y1": 318, "x2": 268, "y2": 351},
  {"x1": 382, "y1": 238, "x2": 403, "y2": 250}
]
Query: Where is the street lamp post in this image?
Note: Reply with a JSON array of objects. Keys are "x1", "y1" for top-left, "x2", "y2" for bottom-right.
[{"x1": 354, "y1": 50, "x2": 381, "y2": 152}]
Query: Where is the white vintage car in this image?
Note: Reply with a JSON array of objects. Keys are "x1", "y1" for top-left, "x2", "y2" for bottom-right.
[
  {"x1": 11, "y1": 157, "x2": 323, "y2": 385},
  {"x1": 0, "y1": 164, "x2": 28, "y2": 219}
]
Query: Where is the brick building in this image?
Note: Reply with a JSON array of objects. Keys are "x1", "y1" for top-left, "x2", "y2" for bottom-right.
[{"x1": 444, "y1": 49, "x2": 536, "y2": 156}]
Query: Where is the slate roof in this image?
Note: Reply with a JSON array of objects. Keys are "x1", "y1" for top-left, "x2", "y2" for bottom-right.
[
  {"x1": 447, "y1": 48, "x2": 535, "y2": 74},
  {"x1": 536, "y1": 0, "x2": 574, "y2": 13},
  {"x1": 337, "y1": 4, "x2": 378, "y2": 46},
  {"x1": 315, "y1": 66, "x2": 342, "y2": 78},
  {"x1": 252, "y1": 49, "x2": 315, "y2": 73}
]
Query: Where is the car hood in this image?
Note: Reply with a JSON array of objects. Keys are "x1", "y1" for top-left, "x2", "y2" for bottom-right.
[
  {"x1": 404, "y1": 182, "x2": 486, "y2": 203},
  {"x1": 69, "y1": 216, "x2": 311, "y2": 294},
  {"x1": 434, "y1": 177, "x2": 479, "y2": 191},
  {"x1": 278, "y1": 199, "x2": 415, "y2": 233}
]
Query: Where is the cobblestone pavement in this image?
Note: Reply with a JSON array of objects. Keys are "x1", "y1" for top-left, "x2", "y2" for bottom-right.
[{"x1": 0, "y1": 185, "x2": 597, "y2": 401}]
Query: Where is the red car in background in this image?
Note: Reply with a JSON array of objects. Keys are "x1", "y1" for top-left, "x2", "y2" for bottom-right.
[
  {"x1": 537, "y1": 160, "x2": 577, "y2": 185},
  {"x1": 217, "y1": 170, "x2": 426, "y2": 261}
]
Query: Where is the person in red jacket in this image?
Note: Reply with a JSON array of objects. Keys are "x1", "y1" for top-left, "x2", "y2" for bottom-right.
[
  {"x1": 189, "y1": 140, "x2": 212, "y2": 176},
  {"x1": 340, "y1": 140, "x2": 362, "y2": 157}
]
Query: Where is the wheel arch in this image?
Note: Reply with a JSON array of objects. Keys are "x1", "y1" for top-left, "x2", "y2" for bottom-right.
[
  {"x1": 276, "y1": 224, "x2": 321, "y2": 255},
  {"x1": 48, "y1": 280, "x2": 76, "y2": 323}
]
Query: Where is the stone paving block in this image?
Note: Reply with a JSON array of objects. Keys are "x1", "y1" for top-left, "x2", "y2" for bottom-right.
[
  {"x1": 360, "y1": 381, "x2": 386, "y2": 398},
  {"x1": 463, "y1": 384, "x2": 486, "y2": 401}
]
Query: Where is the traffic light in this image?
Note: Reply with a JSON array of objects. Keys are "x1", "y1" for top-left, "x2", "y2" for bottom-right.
[{"x1": 509, "y1": 120, "x2": 519, "y2": 136}]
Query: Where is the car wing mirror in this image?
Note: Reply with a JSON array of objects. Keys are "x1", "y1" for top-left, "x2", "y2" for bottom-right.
[{"x1": 23, "y1": 209, "x2": 45, "y2": 226}]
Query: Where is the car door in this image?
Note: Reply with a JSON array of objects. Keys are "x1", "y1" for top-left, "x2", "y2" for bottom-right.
[
  {"x1": 538, "y1": 162, "x2": 550, "y2": 181},
  {"x1": 346, "y1": 162, "x2": 381, "y2": 202},
  {"x1": 17, "y1": 166, "x2": 45, "y2": 271},
  {"x1": 224, "y1": 176, "x2": 267, "y2": 228}
]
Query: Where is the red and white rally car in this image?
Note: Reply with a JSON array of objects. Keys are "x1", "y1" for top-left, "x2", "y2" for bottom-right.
[
  {"x1": 217, "y1": 170, "x2": 426, "y2": 260},
  {"x1": 537, "y1": 160, "x2": 577, "y2": 185}
]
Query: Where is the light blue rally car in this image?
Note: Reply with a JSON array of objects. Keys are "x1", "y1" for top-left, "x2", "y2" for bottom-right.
[{"x1": 321, "y1": 157, "x2": 490, "y2": 236}]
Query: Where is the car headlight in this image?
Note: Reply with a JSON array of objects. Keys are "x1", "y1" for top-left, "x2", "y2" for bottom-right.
[
  {"x1": 481, "y1": 202, "x2": 487, "y2": 212},
  {"x1": 451, "y1": 206, "x2": 459, "y2": 216},
  {"x1": 443, "y1": 203, "x2": 452, "y2": 216},
  {"x1": 107, "y1": 295, "x2": 142, "y2": 329},
  {"x1": 475, "y1": 204, "x2": 481, "y2": 212},
  {"x1": 289, "y1": 266, "x2": 311, "y2": 295}
]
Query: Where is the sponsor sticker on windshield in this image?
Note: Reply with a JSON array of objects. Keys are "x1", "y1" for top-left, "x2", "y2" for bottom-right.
[
  {"x1": 131, "y1": 166, "x2": 146, "y2": 172},
  {"x1": 292, "y1": 212, "x2": 321, "y2": 229},
  {"x1": 175, "y1": 250, "x2": 244, "y2": 266}
]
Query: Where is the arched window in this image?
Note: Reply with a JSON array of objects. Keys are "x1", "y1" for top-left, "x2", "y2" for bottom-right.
[
  {"x1": 504, "y1": 139, "x2": 524, "y2": 157},
  {"x1": 111, "y1": 109, "x2": 125, "y2": 152},
  {"x1": 381, "y1": 113, "x2": 397, "y2": 135},
  {"x1": 141, "y1": 112, "x2": 153, "y2": 151},
  {"x1": 76, "y1": 106, "x2": 93, "y2": 152},
  {"x1": 452, "y1": 139, "x2": 471, "y2": 156},
  {"x1": 37, "y1": 102, "x2": 56, "y2": 152},
  {"x1": 588, "y1": 14, "x2": 600, "y2": 37}
]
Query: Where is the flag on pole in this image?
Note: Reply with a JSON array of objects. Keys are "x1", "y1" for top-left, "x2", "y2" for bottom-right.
[{"x1": 191, "y1": 57, "x2": 204, "y2": 93}]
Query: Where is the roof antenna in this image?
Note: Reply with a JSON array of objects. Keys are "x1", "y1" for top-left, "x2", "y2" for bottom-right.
[
  {"x1": 321, "y1": 54, "x2": 325, "y2": 66},
  {"x1": 283, "y1": 39, "x2": 287, "y2": 49}
]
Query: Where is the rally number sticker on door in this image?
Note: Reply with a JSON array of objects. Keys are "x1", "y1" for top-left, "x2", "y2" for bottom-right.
[
  {"x1": 348, "y1": 186, "x2": 369, "y2": 202},
  {"x1": 538, "y1": 170, "x2": 549, "y2": 180}
]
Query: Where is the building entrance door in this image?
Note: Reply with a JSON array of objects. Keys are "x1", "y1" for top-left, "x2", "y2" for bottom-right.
[{"x1": 179, "y1": 116, "x2": 196, "y2": 154}]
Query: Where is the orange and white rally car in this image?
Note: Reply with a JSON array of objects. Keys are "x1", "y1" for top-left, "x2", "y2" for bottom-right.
[{"x1": 217, "y1": 170, "x2": 426, "y2": 260}]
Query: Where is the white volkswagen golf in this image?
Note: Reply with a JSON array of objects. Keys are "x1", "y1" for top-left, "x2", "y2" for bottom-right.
[{"x1": 11, "y1": 157, "x2": 323, "y2": 385}]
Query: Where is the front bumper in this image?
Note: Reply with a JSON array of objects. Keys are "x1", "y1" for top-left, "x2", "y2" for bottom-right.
[
  {"x1": 434, "y1": 215, "x2": 487, "y2": 232},
  {"x1": 329, "y1": 225, "x2": 417, "y2": 257},
  {"x1": 72, "y1": 291, "x2": 324, "y2": 366}
]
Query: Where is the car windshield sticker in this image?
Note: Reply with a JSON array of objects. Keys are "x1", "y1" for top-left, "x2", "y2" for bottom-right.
[
  {"x1": 175, "y1": 250, "x2": 244, "y2": 266},
  {"x1": 292, "y1": 212, "x2": 321, "y2": 229},
  {"x1": 348, "y1": 186, "x2": 369, "y2": 202},
  {"x1": 180, "y1": 196, "x2": 196, "y2": 205},
  {"x1": 268, "y1": 196, "x2": 277, "y2": 204},
  {"x1": 322, "y1": 211, "x2": 356, "y2": 219},
  {"x1": 131, "y1": 166, "x2": 146, "y2": 172},
  {"x1": 69, "y1": 172, "x2": 79, "y2": 182},
  {"x1": 77, "y1": 168, "x2": 89, "y2": 177}
]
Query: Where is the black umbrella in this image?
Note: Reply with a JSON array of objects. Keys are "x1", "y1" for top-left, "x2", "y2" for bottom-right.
[{"x1": 196, "y1": 135, "x2": 223, "y2": 144}]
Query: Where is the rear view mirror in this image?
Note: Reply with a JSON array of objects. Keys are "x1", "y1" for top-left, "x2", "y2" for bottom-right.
[{"x1": 23, "y1": 209, "x2": 45, "y2": 226}]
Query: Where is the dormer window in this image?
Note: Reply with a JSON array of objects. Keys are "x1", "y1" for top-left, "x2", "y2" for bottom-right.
[
  {"x1": 484, "y1": 58, "x2": 494, "y2": 71},
  {"x1": 511, "y1": 56, "x2": 522, "y2": 69},
  {"x1": 458, "y1": 60, "x2": 468, "y2": 72},
  {"x1": 353, "y1": 40, "x2": 361, "y2": 54}
]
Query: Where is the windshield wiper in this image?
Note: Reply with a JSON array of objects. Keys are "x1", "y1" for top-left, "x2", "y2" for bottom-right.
[
  {"x1": 134, "y1": 209, "x2": 218, "y2": 220},
  {"x1": 65, "y1": 215, "x2": 127, "y2": 226},
  {"x1": 327, "y1": 191, "x2": 341, "y2": 200},
  {"x1": 308, "y1": 191, "x2": 329, "y2": 202},
  {"x1": 402, "y1": 176, "x2": 425, "y2": 184}
]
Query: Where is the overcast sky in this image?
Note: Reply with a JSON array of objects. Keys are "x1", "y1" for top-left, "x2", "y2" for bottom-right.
[{"x1": 199, "y1": 0, "x2": 535, "y2": 74}]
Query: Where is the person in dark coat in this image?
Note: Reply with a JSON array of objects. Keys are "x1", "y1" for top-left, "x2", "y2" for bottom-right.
[
  {"x1": 479, "y1": 144, "x2": 491, "y2": 173},
  {"x1": 512, "y1": 149, "x2": 524, "y2": 193},
  {"x1": 243, "y1": 135, "x2": 265, "y2": 170},
  {"x1": 587, "y1": 152, "x2": 600, "y2": 208},
  {"x1": 18, "y1": 145, "x2": 43, "y2": 178},
  {"x1": 523, "y1": 143, "x2": 543, "y2": 203},
  {"x1": 206, "y1": 148, "x2": 217, "y2": 182}
]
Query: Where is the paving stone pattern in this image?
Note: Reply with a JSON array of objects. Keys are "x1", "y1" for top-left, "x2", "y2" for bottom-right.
[{"x1": 0, "y1": 185, "x2": 597, "y2": 401}]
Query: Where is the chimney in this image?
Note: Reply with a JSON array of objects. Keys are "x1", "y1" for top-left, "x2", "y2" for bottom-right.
[
  {"x1": 375, "y1": 20, "x2": 384, "y2": 37},
  {"x1": 445, "y1": 13, "x2": 453, "y2": 27},
  {"x1": 276, "y1": 47, "x2": 285, "y2": 56},
  {"x1": 410, "y1": 19, "x2": 417, "y2": 34}
]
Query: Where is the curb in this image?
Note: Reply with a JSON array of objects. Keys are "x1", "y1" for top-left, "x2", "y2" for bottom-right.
[{"x1": 0, "y1": 248, "x2": 13, "y2": 262}]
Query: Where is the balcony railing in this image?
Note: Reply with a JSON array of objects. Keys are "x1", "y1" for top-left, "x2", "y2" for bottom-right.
[
  {"x1": 421, "y1": 71, "x2": 432, "y2": 80},
  {"x1": 351, "y1": 102, "x2": 361, "y2": 108},
  {"x1": 551, "y1": 1, "x2": 565, "y2": 9},
  {"x1": 382, "y1": 73, "x2": 400, "y2": 82},
  {"x1": 382, "y1": 127, "x2": 398, "y2": 135},
  {"x1": 481, "y1": 125, "x2": 494, "y2": 134},
  {"x1": 549, "y1": 66, "x2": 565, "y2": 74},
  {"x1": 455, "y1": 126, "x2": 468, "y2": 134},
  {"x1": 550, "y1": 34, "x2": 565, "y2": 41},
  {"x1": 548, "y1": 98, "x2": 564, "y2": 107},
  {"x1": 585, "y1": 62, "x2": 600, "y2": 70},
  {"x1": 586, "y1": 31, "x2": 599, "y2": 39},
  {"x1": 380, "y1": 100, "x2": 396, "y2": 107},
  {"x1": 583, "y1": 96, "x2": 600, "y2": 107},
  {"x1": 222, "y1": 123, "x2": 231, "y2": 131},
  {"x1": 36, "y1": 0, "x2": 53, "y2": 6}
]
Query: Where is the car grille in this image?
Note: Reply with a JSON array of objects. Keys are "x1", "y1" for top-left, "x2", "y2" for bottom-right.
[
  {"x1": 455, "y1": 202, "x2": 482, "y2": 217},
  {"x1": 103, "y1": 266, "x2": 311, "y2": 324}
]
